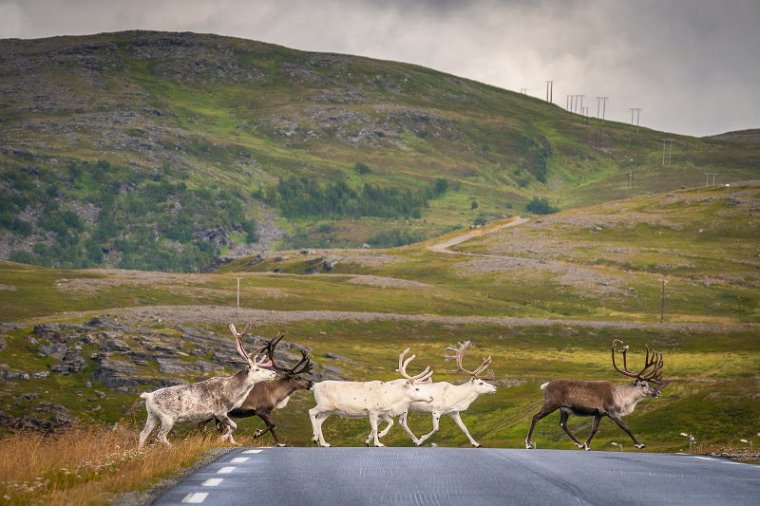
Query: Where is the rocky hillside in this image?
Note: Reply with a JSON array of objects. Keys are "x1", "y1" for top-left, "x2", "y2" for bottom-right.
[
  {"x1": 1, "y1": 31, "x2": 758, "y2": 271},
  {"x1": 0, "y1": 317, "x2": 333, "y2": 432}
]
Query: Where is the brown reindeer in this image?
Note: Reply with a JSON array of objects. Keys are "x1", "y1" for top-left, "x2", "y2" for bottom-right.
[
  {"x1": 206, "y1": 335, "x2": 313, "y2": 446},
  {"x1": 525, "y1": 339, "x2": 666, "y2": 451}
]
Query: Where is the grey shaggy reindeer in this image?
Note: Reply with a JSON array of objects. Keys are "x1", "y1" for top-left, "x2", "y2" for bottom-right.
[{"x1": 138, "y1": 324, "x2": 275, "y2": 448}]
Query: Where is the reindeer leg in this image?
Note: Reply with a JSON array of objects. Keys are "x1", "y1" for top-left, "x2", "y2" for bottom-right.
[
  {"x1": 417, "y1": 411, "x2": 442, "y2": 446},
  {"x1": 399, "y1": 412, "x2": 421, "y2": 446},
  {"x1": 138, "y1": 412, "x2": 159, "y2": 449},
  {"x1": 377, "y1": 414, "x2": 394, "y2": 439},
  {"x1": 253, "y1": 412, "x2": 273, "y2": 438},
  {"x1": 365, "y1": 414, "x2": 394, "y2": 444},
  {"x1": 216, "y1": 414, "x2": 238, "y2": 445},
  {"x1": 559, "y1": 409, "x2": 585, "y2": 449},
  {"x1": 583, "y1": 415, "x2": 603, "y2": 450},
  {"x1": 450, "y1": 412, "x2": 481, "y2": 448},
  {"x1": 368, "y1": 412, "x2": 384, "y2": 447},
  {"x1": 156, "y1": 415, "x2": 175, "y2": 447},
  {"x1": 608, "y1": 414, "x2": 646, "y2": 448},
  {"x1": 525, "y1": 405, "x2": 556, "y2": 449},
  {"x1": 309, "y1": 409, "x2": 331, "y2": 447},
  {"x1": 257, "y1": 412, "x2": 286, "y2": 446}
]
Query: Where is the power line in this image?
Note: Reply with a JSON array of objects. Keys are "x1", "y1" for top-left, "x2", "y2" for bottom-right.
[{"x1": 546, "y1": 81, "x2": 553, "y2": 103}]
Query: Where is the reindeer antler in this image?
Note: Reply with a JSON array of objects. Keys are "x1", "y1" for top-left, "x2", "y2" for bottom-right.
[
  {"x1": 397, "y1": 348, "x2": 433, "y2": 382},
  {"x1": 611, "y1": 339, "x2": 664, "y2": 385},
  {"x1": 444, "y1": 341, "x2": 493, "y2": 379},
  {"x1": 261, "y1": 334, "x2": 313, "y2": 377}
]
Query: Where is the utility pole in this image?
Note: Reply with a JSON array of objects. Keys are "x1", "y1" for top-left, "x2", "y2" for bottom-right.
[
  {"x1": 546, "y1": 81, "x2": 553, "y2": 103},
  {"x1": 659, "y1": 278, "x2": 668, "y2": 324},
  {"x1": 595, "y1": 96, "x2": 608, "y2": 119},
  {"x1": 236, "y1": 277, "x2": 241, "y2": 308},
  {"x1": 629, "y1": 108, "x2": 642, "y2": 131},
  {"x1": 704, "y1": 173, "x2": 717, "y2": 186},
  {"x1": 520, "y1": 88, "x2": 527, "y2": 94}
]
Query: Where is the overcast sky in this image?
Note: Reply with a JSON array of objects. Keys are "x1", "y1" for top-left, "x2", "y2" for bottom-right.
[{"x1": 1, "y1": 0, "x2": 758, "y2": 137}]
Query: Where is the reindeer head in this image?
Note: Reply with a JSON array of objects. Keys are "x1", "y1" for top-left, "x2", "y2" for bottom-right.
[
  {"x1": 611, "y1": 339, "x2": 667, "y2": 398},
  {"x1": 445, "y1": 341, "x2": 497, "y2": 394},
  {"x1": 228, "y1": 323, "x2": 276, "y2": 382},
  {"x1": 260, "y1": 334, "x2": 315, "y2": 389},
  {"x1": 396, "y1": 348, "x2": 434, "y2": 403}
]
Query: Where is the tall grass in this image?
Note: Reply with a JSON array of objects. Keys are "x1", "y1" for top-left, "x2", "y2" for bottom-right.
[{"x1": 0, "y1": 425, "x2": 226, "y2": 505}]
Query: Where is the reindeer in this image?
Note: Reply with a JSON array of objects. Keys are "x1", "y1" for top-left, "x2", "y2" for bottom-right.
[
  {"x1": 208, "y1": 335, "x2": 313, "y2": 446},
  {"x1": 308, "y1": 349, "x2": 434, "y2": 447},
  {"x1": 394, "y1": 341, "x2": 497, "y2": 447},
  {"x1": 138, "y1": 324, "x2": 275, "y2": 448},
  {"x1": 525, "y1": 339, "x2": 667, "y2": 451}
]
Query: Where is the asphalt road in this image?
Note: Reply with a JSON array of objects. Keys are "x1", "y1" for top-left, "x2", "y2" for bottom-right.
[{"x1": 153, "y1": 447, "x2": 760, "y2": 506}]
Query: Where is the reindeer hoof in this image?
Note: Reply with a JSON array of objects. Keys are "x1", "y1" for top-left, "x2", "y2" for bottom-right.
[
  {"x1": 276, "y1": 443, "x2": 288, "y2": 447},
  {"x1": 374, "y1": 443, "x2": 386, "y2": 447},
  {"x1": 525, "y1": 442, "x2": 534, "y2": 449},
  {"x1": 253, "y1": 430, "x2": 263, "y2": 438},
  {"x1": 636, "y1": 443, "x2": 647, "y2": 449}
]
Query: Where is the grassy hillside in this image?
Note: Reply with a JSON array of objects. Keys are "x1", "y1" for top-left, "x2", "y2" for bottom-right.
[
  {"x1": 1, "y1": 31, "x2": 759, "y2": 271},
  {"x1": 1, "y1": 183, "x2": 757, "y2": 458}
]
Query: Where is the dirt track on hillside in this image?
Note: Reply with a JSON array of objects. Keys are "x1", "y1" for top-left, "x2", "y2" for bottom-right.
[{"x1": 37, "y1": 304, "x2": 753, "y2": 333}]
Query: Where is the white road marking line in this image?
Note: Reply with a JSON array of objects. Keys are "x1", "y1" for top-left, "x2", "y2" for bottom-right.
[
  {"x1": 230, "y1": 457, "x2": 249, "y2": 463},
  {"x1": 202, "y1": 478, "x2": 224, "y2": 487},
  {"x1": 217, "y1": 466, "x2": 236, "y2": 474},
  {"x1": 243, "y1": 449, "x2": 263, "y2": 454},
  {"x1": 721, "y1": 461, "x2": 741, "y2": 465},
  {"x1": 182, "y1": 492, "x2": 208, "y2": 504},
  {"x1": 694, "y1": 457, "x2": 715, "y2": 461}
]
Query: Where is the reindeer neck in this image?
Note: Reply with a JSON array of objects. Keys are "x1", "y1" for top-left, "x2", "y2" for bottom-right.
[{"x1": 611, "y1": 382, "x2": 649, "y2": 416}]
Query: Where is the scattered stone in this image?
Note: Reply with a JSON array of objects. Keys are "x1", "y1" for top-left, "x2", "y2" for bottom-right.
[
  {"x1": 2, "y1": 370, "x2": 30, "y2": 380},
  {"x1": 99, "y1": 337, "x2": 130, "y2": 352},
  {"x1": 323, "y1": 352, "x2": 353, "y2": 362},
  {"x1": 40, "y1": 342, "x2": 68, "y2": 360},
  {"x1": 51, "y1": 347, "x2": 86, "y2": 375}
]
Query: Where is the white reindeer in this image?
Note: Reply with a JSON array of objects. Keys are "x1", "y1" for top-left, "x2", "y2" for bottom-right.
[
  {"x1": 138, "y1": 323, "x2": 275, "y2": 448},
  {"x1": 308, "y1": 348, "x2": 434, "y2": 447},
  {"x1": 378, "y1": 341, "x2": 496, "y2": 447}
]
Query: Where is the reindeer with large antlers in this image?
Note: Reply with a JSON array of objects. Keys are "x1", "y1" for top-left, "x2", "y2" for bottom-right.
[
  {"x1": 209, "y1": 335, "x2": 314, "y2": 446},
  {"x1": 223, "y1": 336, "x2": 314, "y2": 446},
  {"x1": 390, "y1": 341, "x2": 497, "y2": 447},
  {"x1": 525, "y1": 339, "x2": 667, "y2": 451},
  {"x1": 138, "y1": 324, "x2": 275, "y2": 448},
  {"x1": 309, "y1": 348, "x2": 434, "y2": 447}
]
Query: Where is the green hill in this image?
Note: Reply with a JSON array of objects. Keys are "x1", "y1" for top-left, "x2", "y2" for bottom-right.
[
  {"x1": 1, "y1": 30, "x2": 758, "y2": 271},
  {"x1": 0, "y1": 181, "x2": 758, "y2": 453}
]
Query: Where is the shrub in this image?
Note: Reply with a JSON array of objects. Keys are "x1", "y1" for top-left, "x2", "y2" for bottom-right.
[
  {"x1": 367, "y1": 229, "x2": 425, "y2": 247},
  {"x1": 525, "y1": 197, "x2": 559, "y2": 215},
  {"x1": 354, "y1": 162, "x2": 372, "y2": 174}
]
